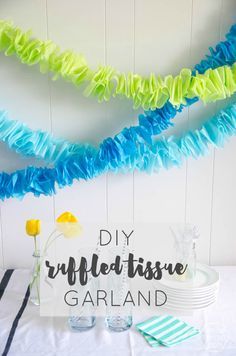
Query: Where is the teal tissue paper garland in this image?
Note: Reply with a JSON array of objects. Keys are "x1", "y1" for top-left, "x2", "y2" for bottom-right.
[{"x1": 0, "y1": 102, "x2": 236, "y2": 200}]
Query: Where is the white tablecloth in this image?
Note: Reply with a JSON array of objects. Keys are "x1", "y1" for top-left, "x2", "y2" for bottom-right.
[{"x1": 0, "y1": 267, "x2": 236, "y2": 356}]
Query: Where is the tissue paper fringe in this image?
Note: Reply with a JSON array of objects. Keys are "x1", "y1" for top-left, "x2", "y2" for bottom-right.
[
  {"x1": 1, "y1": 23, "x2": 236, "y2": 164},
  {"x1": 1, "y1": 20, "x2": 236, "y2": 109},
  {"x1": 0, "y1": 22, "x2": 236, "y2": 199},
  {"x1": 0, "y1": 111, "x2": 94, "y2": 163},
  {"x1": 0, "y1": 103, "x2": 236, "y2": 200}
]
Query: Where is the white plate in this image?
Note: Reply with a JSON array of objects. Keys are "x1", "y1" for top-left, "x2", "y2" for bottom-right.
[
  {"x1": 163, "y1": 299, "x2": 216, "y2": 311},
  {"x1": 157, "y1": 263, "x2": 219, "y2": 292},
  {"x1": 159, "y1": 285, "x2": 218, "y2": 298},
  {"x1": 158, "y1": 291, "x2": 217, "y2": 305},
  {"x1": 158, "y1": 296, "x2": 217, "y2": 310},
  {"x1": 164, "y1": 293, "x2": 217, "y2": 306},
  {"x1": 163, "y1": 294, "x2": 218, "y2": 304},
  {"x1": 158, "y1": 283, "x2": 219, "y2": 296}
]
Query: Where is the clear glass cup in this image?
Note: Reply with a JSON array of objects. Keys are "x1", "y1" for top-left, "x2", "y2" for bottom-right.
[
  {"x1": 68, "y1": 247, "x2": 98, "y2": 332},
  {"x1": 105, "y1": 315, "x2": 132, "y2": 332},
  {"x1": 105, "y1": 245, "x2": 132, "y2": 332},
  {"x1": 170, "y1": 224, "x2": 199, "y2": 281},
  {"x1": 69, "y1": 316, "x2": 96, "y2": 332}
]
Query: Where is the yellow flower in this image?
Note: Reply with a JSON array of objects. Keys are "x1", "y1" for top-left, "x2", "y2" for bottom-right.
[
  {"x1": 26, "y1": 219, "x2": 41, "y2": 237},
  {"x1": 56, "y1": 212, "x2": 82, "y2": 238},
  {"x1": 56, "y1": 212, "x2": 78, "y2": 223}
]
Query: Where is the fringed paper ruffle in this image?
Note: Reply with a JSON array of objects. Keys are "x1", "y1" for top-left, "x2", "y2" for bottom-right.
[
  {"x1": 1, "y1": 20, "x2": 236, "y2": 110},
  {"x1": 1, "y1": 22, "x2": 236, "y2": 165},
  {"x1": 141, "y1": 23, "x2": 236, "y2": 133},
  {"x1": 195, "y1": 24, "x2": 236, "y2": 74},
  {"x1": 0, "y1": 103, "x2": 236, "y2": 200},
  {"x1": 0, "y1": 21, "x2": 236, "y2": 200},
  {"x1": 0, "y1": 105, "x2": 179, "y2": 164},
  {"x1": 0, "y1": 111, "x2": 95, "y2": 163}
]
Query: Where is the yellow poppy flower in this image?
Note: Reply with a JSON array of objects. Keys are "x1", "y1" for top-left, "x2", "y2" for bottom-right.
[
  {"x1": 56, "y1": 212, "x2": 78, "y2": 223},
  {"x1": 56, "y1": 212, "x2": 82, "y2": 238},
  {"x1": 26, "y1": 219, "x2": 41, "y2": 237}
]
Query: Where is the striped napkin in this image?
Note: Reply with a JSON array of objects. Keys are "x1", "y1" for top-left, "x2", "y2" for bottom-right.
[{"x1": 136, "y1": 315, "x2": 199, "y2": 347}]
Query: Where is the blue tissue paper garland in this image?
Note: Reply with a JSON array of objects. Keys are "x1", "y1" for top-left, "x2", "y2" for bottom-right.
[
  {"x1": 0, "y1": 103, "x2": 236, "y2": 200},
  {"x1": 0, "y1": 24, "x2": 236, "y2": 199}
]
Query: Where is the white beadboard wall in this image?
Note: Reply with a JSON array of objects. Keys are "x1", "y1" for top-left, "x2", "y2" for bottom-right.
[{"x1": 0, "y1": 0, "x2": 236, "y2": 269}]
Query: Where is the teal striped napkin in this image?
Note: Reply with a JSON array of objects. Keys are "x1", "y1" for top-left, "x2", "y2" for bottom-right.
[{"x1": 136, "y1": 316, "x2": 200, "y2": 348}]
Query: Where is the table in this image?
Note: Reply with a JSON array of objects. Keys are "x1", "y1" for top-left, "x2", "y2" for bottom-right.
[{"x1": 0, "y1": 267, "x2": 236, "y2": 356}]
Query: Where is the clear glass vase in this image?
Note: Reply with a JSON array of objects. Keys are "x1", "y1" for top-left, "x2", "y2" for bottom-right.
[{"x1": 30, "y1": 250, "x2": 41, "y2": 306}]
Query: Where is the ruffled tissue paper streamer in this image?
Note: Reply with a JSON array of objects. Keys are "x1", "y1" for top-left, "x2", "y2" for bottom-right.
[
  {"x1": 0, "y1": 22, "x2": 236, "y2": 163},
  {"x1": 1, "y1": 22, "x2": 236, "y2": 199},
  {"x1": 1, "y1": 20, "x2": 236, "y2": 109},
  {"x1": 0, "y1": 103, "x2": 236, "y2": 200},
  {"x1": 1, "y1": 24, "x2": 236, "y2": 165},
  {"x1": 0, "y1": 111, "x2": 94, "y2": 164}
]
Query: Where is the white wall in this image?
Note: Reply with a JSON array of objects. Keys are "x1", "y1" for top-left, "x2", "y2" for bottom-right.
[{"x1": 0, "y1": 0, "x2": 236, "y2": 269}]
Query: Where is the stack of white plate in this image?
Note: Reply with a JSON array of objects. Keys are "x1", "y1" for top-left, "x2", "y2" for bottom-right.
[{"x1": 156, "y1": 263, "x2": 219, "y2": 311}]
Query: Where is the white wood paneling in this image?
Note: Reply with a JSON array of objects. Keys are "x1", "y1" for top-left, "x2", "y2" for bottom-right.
[
  {"x1": 1, "y1": 195, "x2": 54, "y2": 268},
  {"x1": 0, "y1": 0, "x2": 235, "y2": 267},
  {"x1": 0, "y1": 0, "x2": 54, "y2": 268},
  {"x1": 54, "y1": 178, "x2": 107, "y2": 224},
  {"x1": 185, "y1": 0, "x2": 222, "y2": 264},
  {"x1": 210, "y1": 0, "x2": 236, "y2": 265},
  {"x1": 106, "y1": 0, "x2": 134, "y2": 223},
  {"x1": 0, "y1": 0, "x2": 50, "y2": 172},
  {"x1": 134, "y1": 0, "x2": 193, "y2": 75},
  {"x1": 133, "y1": 0, "x2": 192, "y2": 224},
  {"x1": 211, "y1": 139, "x2": 236, "y2": 265},
  {"x1": 46, "y1": 0, "x2": 109, "y2": 145},
  {"x1": 46, "y1": 0, "x2": 108, "y2": 224}
]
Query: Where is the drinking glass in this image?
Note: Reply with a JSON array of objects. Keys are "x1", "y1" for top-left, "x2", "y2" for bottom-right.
[
  {"x1": 105, "y1": 245, "x2": 132, "y2": 332},
  {"x1": 68, "y1": 247, "x2": 99, "y2": 332},
  {"x1": 170, "y1": 224, "x2": 199, "y2": 280}
]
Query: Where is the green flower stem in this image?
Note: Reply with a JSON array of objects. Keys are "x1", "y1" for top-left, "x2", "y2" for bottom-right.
[
  {"x1": 44, "y1": 233, "x2": 63, "y2": 251},
  {"x1": 33, "y1": 235, "x2": 37, "y2": 253},
  {"x1": 43, "y1": 229, "x2": 57, "y2": 254}
]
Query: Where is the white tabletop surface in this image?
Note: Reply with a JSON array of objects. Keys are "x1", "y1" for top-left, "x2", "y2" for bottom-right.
[{"x1": 0, "y1": 267, "x2": 235, "y2": 356}]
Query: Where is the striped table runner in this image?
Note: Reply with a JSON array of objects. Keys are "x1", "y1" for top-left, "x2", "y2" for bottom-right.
[
  {"x1": 0, "y1": 269, "x2": 14, "y2": 300},
  {"x1": 136, "y1": 315, "x2": 200, "y2": 347},
  {"x1": 0, "y1": 269, "x2": 30, "y2": 356}
]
